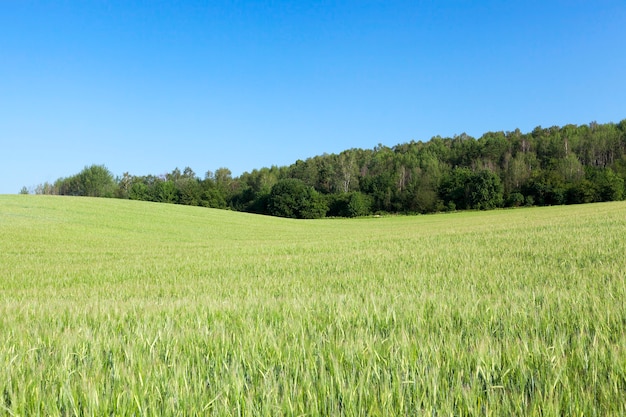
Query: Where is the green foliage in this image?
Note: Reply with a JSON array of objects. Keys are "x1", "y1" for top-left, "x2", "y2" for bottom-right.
[
  {"x1": 328, "y1": 192, "x2": 372, "y2": 217},
  {"x1": 83, "y1": 165, "x2": 117, "y2": 197},
  {"x1": 506, "y1": 191, "x2": 525, "y2": 207},
  {"x1": 128, "y1": 181, "x2": 150, "y2": 201},
  {"x1": 590, "y1": 167, "x2": 624, "y2": 201},
  {"x1": 116, "y1": 172, "x2": 133, "y2": 199},
  {"x1": 556, "y1": 154, "x2": 584, "y2": 182},
  {"x1": 504, "y1": 153, "x2": 535, "y2": 194},
  {"x1": 176, "y1": 177, "x2": 203, "y2": 206},
  {"x1": 153, "y1": 180, "x2": 177, "y2": 203},
  {"x1": 440, "y1": 167, "x2": 474, "y2": 210},
  {"x1": 524, "y1": 171, "x2": 568, "y2": 206},
  {"x1": 34, "y1": 182, "x2": 56, "y2": 195},
  {"x1": 567, "y1": 179, "x2": 598, "y2": 204},
  {"x1": 268, "y1": 178, "x2": 328, "y2": 219},
  {"x1": 441, "y1": 168, "x2": 503, "y2": 210},
  {"x1": 2, "y1": 196, "x2": 626, "y2": 415},
  {"x1": 34, "y1": 120, "x2": 626, "y2": 217},
  {"x1": 54, "y1": 164, "x2": 116, "y2": 197},
  {"x1": 469, "y1": 169, "x2": 504, "y2": 209},
  {"x1": 346, "y1": 191, "x2": 372, "y2": 217},
  {"x1": 359, "y1": 172, "x2": 395, "y2": 213},
  {"x1": 231, "y1": 167, "x2": 285, "y2": 213},
  {"x1": 201, "y1": 186, "x2": 228, "y2": 209}
]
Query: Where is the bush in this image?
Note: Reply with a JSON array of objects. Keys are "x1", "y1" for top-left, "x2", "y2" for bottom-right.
[
  {"x1": 327, "y1": 192, "x2": 372, "y2": 217},
  {"x1": 441, "y1": 168, "x2": 503, "y2": 210},
  {"x1": 346, "y1": 192, "x2": 372, "y2": 217},
  {"x1": 268, "y1": 179, "x2": 328, "y2": 219},
  {"x1": 506, "y1": 192, "x2": 525, "y2": 207},
  {"x1": 55, "y1": 165, "x2": 117, "y2": 197}
]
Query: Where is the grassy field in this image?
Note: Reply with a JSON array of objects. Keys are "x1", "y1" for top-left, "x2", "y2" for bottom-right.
[{"x1": 1, "y1": 195, "x2": 625, "y2": 416}]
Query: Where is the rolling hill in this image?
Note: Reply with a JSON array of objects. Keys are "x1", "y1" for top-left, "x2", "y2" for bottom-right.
[{"x1": 1, "y1": 195, "x2": 625, "y2": 415}]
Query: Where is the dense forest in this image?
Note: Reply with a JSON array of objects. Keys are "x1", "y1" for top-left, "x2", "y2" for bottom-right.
[{"x1": 29, "y1": 120, "x2": 626, "y2": 218}]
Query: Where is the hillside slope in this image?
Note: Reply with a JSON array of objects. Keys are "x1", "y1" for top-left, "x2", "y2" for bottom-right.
[{"x1": 1, "y1": 196, "x2": 626, "y2": 415}]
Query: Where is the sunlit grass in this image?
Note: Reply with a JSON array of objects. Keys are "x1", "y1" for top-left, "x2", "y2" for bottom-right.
[{"x1": 1, "y1": 196, "x2": 625, "y2": 415}]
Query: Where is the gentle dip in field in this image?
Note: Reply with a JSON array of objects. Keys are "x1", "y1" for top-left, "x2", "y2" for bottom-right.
[{"x1": 1, "y1": 195, "x2": 625, "y2": 415}]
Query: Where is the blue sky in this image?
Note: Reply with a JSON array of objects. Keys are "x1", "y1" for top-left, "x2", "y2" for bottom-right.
[{"x1": 2, "y1": 0, "x2": 625, "y2": 194}]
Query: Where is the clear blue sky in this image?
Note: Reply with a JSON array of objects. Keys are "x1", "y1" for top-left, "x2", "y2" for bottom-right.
[{"x1": 2, "y1": 0, "x2": 625, "y2": 194}]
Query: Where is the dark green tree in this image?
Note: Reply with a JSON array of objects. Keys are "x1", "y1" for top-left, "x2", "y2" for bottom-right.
[
  {"x1": 588, "y1": 167, "x2": 624, "y2": 201},
  {"x1": 441, "y1": 168, "x2": 503, "y2": 210},
  {"x1": 440, "y1": 167, "x2": 473, "y2": 210},
  {"x1": 129, "y1": 182, "x2": 150, "y2": 201},
  {"x1": 79, "y1": 165, "x2": 117, "y2": 197},
  {"x1": 346, "y1": 192, "x2": 372, "y2": 217},
  {"x1": 53, "y1": 165, "x2": 116, "y2": 197},
  {"x1": 268, "y1": 178, "x2": 328, "y2": 219},
  {"x1": 177, "y1": 178, "x2": 203, "y2": 206},
  {"x1": 153, "y1": 180, "x2": 177, "y2": 203},
  {"x1": 524, "y1": 171, "x2": 567, "y2": 206},
  {"x1": 327, "y1": 192, "x2": 372, "y2": 217},
  {"x1": 468, "y1": 170, "x2": 504, "y2": 210}
]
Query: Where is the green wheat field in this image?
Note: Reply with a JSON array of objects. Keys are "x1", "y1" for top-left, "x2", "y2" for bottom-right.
[{"x1": 1, "y1": 195, "x2": 625, "y2": 416}]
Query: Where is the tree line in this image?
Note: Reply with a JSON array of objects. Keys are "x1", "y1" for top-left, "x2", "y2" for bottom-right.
[{"x1": 28, "y1": 120, "x2": 626, "y2": 218}]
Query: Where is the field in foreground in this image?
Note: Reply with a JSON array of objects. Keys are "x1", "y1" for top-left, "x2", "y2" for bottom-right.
[{"x1": 1, "y1": 195, "x2": 625, "y2": 416}]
